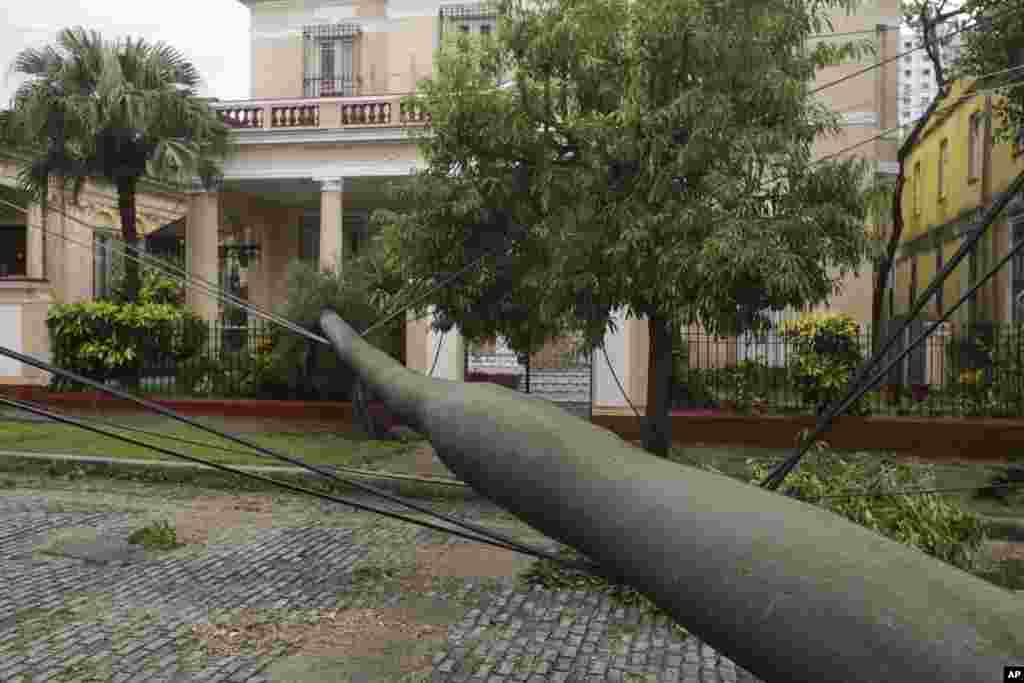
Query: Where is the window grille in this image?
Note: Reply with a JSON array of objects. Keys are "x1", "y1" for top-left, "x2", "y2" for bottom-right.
[
  {"x1": 303, "y1": 24, "x2": 361, "y2": 97},
  {"x1": 440, "y1": 3, "x2": 498, "y2": 38}
]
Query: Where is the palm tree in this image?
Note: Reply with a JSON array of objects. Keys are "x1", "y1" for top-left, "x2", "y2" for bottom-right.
[{"x1": 0, "y1": 27, "x2": 230, "y2": 303}]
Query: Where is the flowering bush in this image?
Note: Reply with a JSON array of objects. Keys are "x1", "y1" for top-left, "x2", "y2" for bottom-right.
[{"x1": 779, "y1": 312, "x2": 869, "y2": 416}]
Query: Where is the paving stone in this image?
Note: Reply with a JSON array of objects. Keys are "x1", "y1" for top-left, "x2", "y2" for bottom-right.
[{"x1": 0, "y1": 490, "x2": 769, "y2": 683}]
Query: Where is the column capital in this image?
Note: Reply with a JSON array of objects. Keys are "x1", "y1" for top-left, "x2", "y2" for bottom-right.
[{"x1": 316, "y1": 177, "x2": 346, "y2": 193}]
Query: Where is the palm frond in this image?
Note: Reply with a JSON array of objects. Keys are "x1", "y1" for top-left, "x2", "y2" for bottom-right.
[{"x1": 4, "y1": 25, "x2": 228, "y2": 198}]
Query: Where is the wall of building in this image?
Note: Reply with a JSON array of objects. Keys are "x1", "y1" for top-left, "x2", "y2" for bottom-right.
[
  {"x1": 247, "y1": 0, "x2": 444, "y2": 99},
  {"x1": 896, "y1": 76, "x2": 1024, "y2": 324}
]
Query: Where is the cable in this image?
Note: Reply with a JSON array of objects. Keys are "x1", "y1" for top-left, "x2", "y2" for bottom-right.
[
  {"x1": 9, "y1": 64, "x2": 1023, "y2": 359},
  {"x1": 0, "y1": 395, "x2": 599, "y2": 571},
  {"x1": 0, "y1": 198, "x2": 330, "y2": 347},
  {"x1": 0, "y1": 396, "x2": 470, "y2": 488},
  {"x1": 601, "y1": 345, "x2": 643, "y2": 422},
  {"x1": 429, "y1": 329, "x2": 447, "y2": 377},
  {"x1": 760, "y1": 168, "x2": 1024, "y2": 491},
  {"x1": 812, "y1": 74, "x2": 1024, "y2": 166},
  {"x1": 815, "y1": 478, "x2": 1024, "y2": 502},
  {"x1": 808, "y1": 8, "x2": 1012, "y2": 97},
  {"x1": 0, "y1": 343, "x2": 596, "y2": 570}
]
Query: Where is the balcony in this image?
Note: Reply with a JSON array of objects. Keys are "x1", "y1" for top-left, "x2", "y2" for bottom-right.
[{"x1": 212, "y1": 93, "x2": 430, "y2": 131}]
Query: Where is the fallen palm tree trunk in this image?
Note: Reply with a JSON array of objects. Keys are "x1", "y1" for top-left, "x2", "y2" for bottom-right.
[{"x1": 320, "y1": 310, "x2": 1022, "y2": 683}]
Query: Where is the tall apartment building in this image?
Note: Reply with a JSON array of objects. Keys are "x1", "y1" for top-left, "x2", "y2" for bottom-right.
[{"x1": 898, "y1": 19, "x2": 966, "y2": 133}]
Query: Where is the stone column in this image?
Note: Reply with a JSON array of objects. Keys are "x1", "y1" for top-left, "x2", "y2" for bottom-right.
[
  {"x1": 185, "y1": 183, "x2": 221, "y2": 323},
  {"x1": 318, "y1": 177, "x2": 344, "y2": 273},
  {"x1": 26, "y1": 204, "x2": 44, "y2": 280},
  {"x1": 592, "y1": 309, "x2": 648, "y2": 411},
  {"x1": 61, "y1": 201, "x2": 95, "y2": 304}
]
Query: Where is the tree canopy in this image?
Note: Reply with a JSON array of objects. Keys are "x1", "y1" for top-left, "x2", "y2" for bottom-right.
[
  {"x1": 375, "y1": 0, "x2": 880, "y2": 456},
  {"x1": 0, "y1": 27, "x2": 230, "y2": 302}
]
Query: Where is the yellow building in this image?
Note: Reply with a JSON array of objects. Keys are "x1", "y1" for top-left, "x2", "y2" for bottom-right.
[{"x1": 892, "y1": 76, "x2": 1024, "y2": 327}]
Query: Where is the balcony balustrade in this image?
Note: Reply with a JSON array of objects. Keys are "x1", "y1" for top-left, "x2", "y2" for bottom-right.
[{"x1": 212, "y1": 93, "x2": 430, "y2": 131}]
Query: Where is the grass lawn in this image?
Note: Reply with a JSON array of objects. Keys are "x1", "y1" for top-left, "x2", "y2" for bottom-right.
[{"x1": 0, "y1": 410, "x2": 417, "y2": 470}]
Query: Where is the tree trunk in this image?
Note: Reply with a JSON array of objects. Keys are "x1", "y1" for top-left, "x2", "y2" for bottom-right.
[
  {"x1": 117, "y1": 176, "x2": 141, "y2": 392},
  {"x1": 641, "y1": 314, "x2": 673, "y2": 458},
  {"x1": 117, "y1": 176, "x2": 141, "y2": 305}
]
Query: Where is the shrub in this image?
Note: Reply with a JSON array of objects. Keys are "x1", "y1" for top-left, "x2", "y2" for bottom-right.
[
  {"x1": 779, "y1": 312, "x2": 870, "y2": 416},
  {"x1": 47, "y1": 301, "x2": 207, "y2": 390},
  {"x1": 670, "y1": 343, "x2": 718, "y2": 409},
  {"x1": 105, "y1": 252, "x2": 187, "y2": 307},
  {"x1": 127, "y1": 520, "x2": 182, "y2": 550},
  {"x1": 712, "y1": 360, "x2": 771, "y2": 414},
  {"x1": 740, "y1": 449, "x2": 987, "y2": 573},
  {"x1": 250, "y1": 258, "x2": 403, "y2": 401}
]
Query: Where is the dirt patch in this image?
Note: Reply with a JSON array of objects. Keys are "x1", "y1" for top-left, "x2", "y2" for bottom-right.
[
  {"x1": 190, "y1": 606, "x2": 447, "y2": 658},
  {"x1": 400, "y1": 543, "x2": 534, "y2": 592},
  {"x1": 988, "y1": 540, "x2": 1024, "y2": 563},
  {"x1": 173, "y1": 494, "x2": 277, "y2": 544}
]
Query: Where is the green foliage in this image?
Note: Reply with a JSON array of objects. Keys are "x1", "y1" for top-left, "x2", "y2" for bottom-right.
[
  {"x1": 103, "y1": 251, "x2": 187, "y2": 306},
  {"x1": 949, "y1": 0, "x2": 1024, "y2": 146},
  {"x1": 741, "y1": 451, "x2": 988, "y2": 573},
  {"x1": 46, "y1": 301, "x2": 207, "y2": 390},
  {"x1": 249, "y1": 256, "x2": 403, "y2": 401},
  {"x1": 516, "y1": 545, "x2": 689, "y2": 637},
  {"x1": 0, "y1": 26, "x2": 230, "y2": 303},
  {"x1": 779, "y1": 312, "x2": 870, "y2": 416},
  {"x1": 379, "y1": 0, "x2": 877, "y2": 362},
  {"x1": 126, "y1": 519, "x2": 182, "y2": 550}
]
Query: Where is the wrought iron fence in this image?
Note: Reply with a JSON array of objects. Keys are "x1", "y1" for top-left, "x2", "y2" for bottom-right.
[
  {"x1": 464, "y1": 338, "x2": 593, "y2": 420},
  {"x1": 135, "y1": 318, "x2": 277, "y2": 398},
  {"x1": 674, "y1": 319, "x2": 1024, "y2": 418}
]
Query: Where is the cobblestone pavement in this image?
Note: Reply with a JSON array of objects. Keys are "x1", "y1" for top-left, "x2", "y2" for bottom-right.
[{"x1": 0, "y1": 479, "x2": 765, "y2": 683}]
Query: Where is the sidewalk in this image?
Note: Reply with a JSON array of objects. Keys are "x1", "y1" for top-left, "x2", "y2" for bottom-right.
[
  {"x1": 0, "y1": 448, "x2": 481, "y2": 501},
  {"x1": 0, "y1": 475, "x2": 764, "y2": 683}
]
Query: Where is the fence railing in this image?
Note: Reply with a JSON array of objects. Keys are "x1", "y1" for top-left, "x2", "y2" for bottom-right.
[
  {"x1": 675, "y1": 319, "x2": 1024, "y2": 418},
  {"x1": 132, "y1": 318, "x2": 277, "y2": 398}
]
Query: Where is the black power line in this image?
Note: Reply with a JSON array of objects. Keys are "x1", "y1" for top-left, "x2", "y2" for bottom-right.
[
  {"x1": 761, "y1": 168, "x2": 1024, "y2": 491},
  {"x1": 0, "y1": 345, "x2": 600, "y2": 573}
]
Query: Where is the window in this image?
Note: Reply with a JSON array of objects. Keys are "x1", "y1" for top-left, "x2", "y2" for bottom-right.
[
  {"x1": 903, "y1": 96, "x2": 912, "y2": 106},
  {"x1": 913, "y1": 161, "x2": 921, "y2": 216},
  {"x1": 905, "y1": 41, "x2": 913, "y2": 49},
  {"x1": 920, "y1": 95, "x2": 930, "y2": 105},
  {"x1": 905, "y1": 69, "x2": 912, "y2": 78},
  {"x1": 300, "y1": 212, "x2": 320, "y2": 264},
  {"x1": 904, "y1": 55, "x2": 912, "y2": 63},
  {"x1": 0, "y1": 225, "x2": 27, "y2": 277},
  {"x1": 903, "y1": 84, "x2": 911, "y2": 93},
  {"x1": 303, "y1": 24, "x2": 360, "y2": 97},
  {"x1": 938, "y1": 138, "x2": 949, "y2": 199},
  {"x1": 440, "y1": 4, "x2": 499, "y2": 40},
  {"x1": 922, "y1": 68, "x2": 930, "y2": 77},
  {"x1": 968, "y1": 112, "x2": 982, "y2": 180}
]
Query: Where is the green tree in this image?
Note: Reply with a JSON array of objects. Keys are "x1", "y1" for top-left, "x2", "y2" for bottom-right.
[
  {"x1": 377, "y1": 0, "x2": 878, "y2": 458},
  {"x1": 0, "y1": 27, "x2": 230, "y2": 304}
]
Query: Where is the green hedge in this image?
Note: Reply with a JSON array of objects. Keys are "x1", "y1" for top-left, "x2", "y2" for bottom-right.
[{"x1": 47, "y1": 301, "x2": 207, "y2": 390}]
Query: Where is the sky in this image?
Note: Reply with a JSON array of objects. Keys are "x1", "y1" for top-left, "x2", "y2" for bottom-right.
[{"x1": 0, "y1": 1, "x2": 252, "y2": 107}]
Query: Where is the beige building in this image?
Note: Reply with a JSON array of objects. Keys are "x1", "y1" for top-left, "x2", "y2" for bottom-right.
[
  {"x1": 597, "y1": 1, "x2": 903, "y2": 410},
  {"x1": 1, "y1": 0, "x2": 901, "y2": 413}
]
